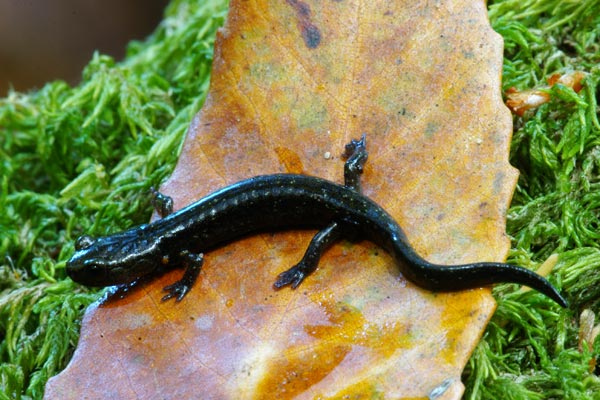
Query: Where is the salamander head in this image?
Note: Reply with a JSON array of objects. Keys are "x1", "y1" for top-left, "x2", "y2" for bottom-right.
[{"x1": 66, "y1": 230, "x2": 160, "y2": 287}]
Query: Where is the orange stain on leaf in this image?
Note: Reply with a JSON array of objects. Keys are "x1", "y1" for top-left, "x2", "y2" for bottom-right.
[
  {"x1": 256, "y1": 342, "x2": 351, "y2": 399},
  {"x1": 45, "y1": 0, "x2": 515, "y2": 398},
  {"x1": 274, "y1": 146, "x2": 305, "y2": 174},
  {"x1": 303, "y1": 296, "x2": 415, "y2": 359}
]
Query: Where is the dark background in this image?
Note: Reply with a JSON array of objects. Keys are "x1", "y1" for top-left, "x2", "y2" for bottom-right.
[{"x1": 0, "y1": 0, "x2": 169, "y2": 95}]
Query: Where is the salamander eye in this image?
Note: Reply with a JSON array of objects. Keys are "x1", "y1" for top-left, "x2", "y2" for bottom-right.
[{"x1": 75, "y1": 235, "x2": 95, "y2": 250}]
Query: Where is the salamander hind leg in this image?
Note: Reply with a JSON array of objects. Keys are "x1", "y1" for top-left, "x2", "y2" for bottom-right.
[
  {"x1": 150, "y1": 186, "x2": 174, "y2": 218},
  {"x1": 162, "y1": 251, "x2": 204, "y2": 302},
  {"x1": 343, "y1": 134, "x2": 368, "y2": 192},
  {"x1": 274, "y1": 222, "x2": 342, "y2": 289}
]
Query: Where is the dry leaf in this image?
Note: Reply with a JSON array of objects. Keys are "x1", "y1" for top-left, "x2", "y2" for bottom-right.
[
  {"x1": 45, "y1": 0, "x2": 514, "y2": 398},
  {"x1": 505, "y1": 71, "x2": 587, "y2": 116},
  {"x1": 578, "y1": 309, "x2": 600, "y2": 373}
]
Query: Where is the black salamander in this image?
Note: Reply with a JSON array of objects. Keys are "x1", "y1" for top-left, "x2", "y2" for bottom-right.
[{"x1": 66, "y1": 136, "x2": 567, "y2": 307}]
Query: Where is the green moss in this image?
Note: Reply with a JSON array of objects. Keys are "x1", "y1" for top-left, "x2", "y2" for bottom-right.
[
  {"x1": 0, "y1": 1, "x2": 227, "y2": 397},
  {"x1": 0, "y1": 0, "x2": 599, "y2": 398},
  {"x1": 463, "y1": 1, "x2": 600, "y2": 398}
]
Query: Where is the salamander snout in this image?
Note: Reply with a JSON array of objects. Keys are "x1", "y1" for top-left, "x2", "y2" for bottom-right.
[{"x1": 67, "y1": 235, "x2": 113, "y2": 286}]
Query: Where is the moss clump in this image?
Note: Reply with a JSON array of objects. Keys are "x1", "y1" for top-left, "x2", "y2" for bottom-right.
[
  {"x1": 463, "y1": 1, "x2": 600, "y2": 398},
  {"x1": 0, "y1": 1, "x2": 227, "y2": 397},
  {"x1": 1, "y1": 0, "x2": 599, "y2": 398}
]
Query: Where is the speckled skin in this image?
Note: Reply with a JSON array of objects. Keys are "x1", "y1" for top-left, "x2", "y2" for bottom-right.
[{"x1": 66, "y1": 138, "x2": 567, "y2": 307}]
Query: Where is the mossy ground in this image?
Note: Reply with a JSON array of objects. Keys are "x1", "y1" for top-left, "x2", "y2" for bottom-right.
[{"x1": 1, "y1": 0, "x2": 599, "y2": 398}]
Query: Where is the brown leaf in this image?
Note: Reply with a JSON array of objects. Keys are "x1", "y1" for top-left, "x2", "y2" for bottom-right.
[
  {"x1": 505, "y1": 70, "x2": 587, "y2": 116},
  {"x1": 45, "y1": 0, "x2": 515, "y2": 398}
]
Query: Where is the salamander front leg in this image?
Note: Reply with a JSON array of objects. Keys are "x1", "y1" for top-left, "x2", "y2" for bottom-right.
[
  {"x1": 150, "y1": 186, "x2": 174, "y2": 218},
  {"x1": 273, "y1": 222, "x2": 343, "y2": 289},
  {"x1": 343, "y1": 134, "x2": 368, "y2": 193},
  {"x1": 162, "y1": 251, "x2": 204, "y2": 302}
]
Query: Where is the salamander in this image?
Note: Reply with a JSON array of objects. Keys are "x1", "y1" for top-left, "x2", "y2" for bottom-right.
[{"x1": 66, "y1": 136, "x2": 568, "y2": 307}]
